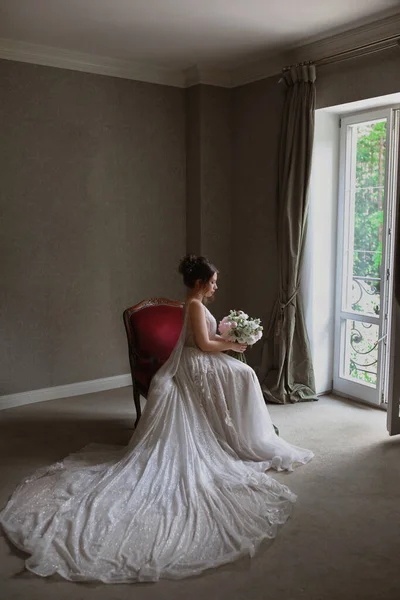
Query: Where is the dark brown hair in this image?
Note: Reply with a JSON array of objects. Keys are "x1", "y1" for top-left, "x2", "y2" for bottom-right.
[{"x1": 178, "y1": 255, "x2": 217, "y2": 288}]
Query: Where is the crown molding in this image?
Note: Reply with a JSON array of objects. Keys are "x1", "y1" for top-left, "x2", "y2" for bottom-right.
[
  {"x1": 0, "y1": 38, "x2": 185, "y2": 87},
  {"x1": 0, "y1": 11, "x2": 399, "y2": 90},
  {"x1": 285, "y1": 10, "x2": 400, "y2": 66},
  {"x1": 231, "y1": 11, "x2": 400, "y2": 87},
  {"x1": 184, "y1": 65, "x2": 233, "y2": 88}
]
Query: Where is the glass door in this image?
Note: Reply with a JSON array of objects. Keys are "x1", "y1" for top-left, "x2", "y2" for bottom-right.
[{"x1": 334, "y1": 108, "x2": 399, "y2": 406}]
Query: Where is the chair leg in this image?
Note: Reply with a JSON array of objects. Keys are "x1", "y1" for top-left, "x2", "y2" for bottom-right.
[{"x1": 133, "y1": 384, "x2": 142, "y2": 428}]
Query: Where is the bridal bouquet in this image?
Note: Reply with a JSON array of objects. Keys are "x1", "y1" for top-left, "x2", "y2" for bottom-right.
[{"x1": 219, "y1": 310, "x2": 263, "y2": 363}]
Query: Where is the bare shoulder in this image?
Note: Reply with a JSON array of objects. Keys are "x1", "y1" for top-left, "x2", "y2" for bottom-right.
[
  {"x1": 186, "y1": 298, "x2": 204, "y2": 311},
  {"x1": 186, "y1": 299, "x2": 206, "y2": 317}
]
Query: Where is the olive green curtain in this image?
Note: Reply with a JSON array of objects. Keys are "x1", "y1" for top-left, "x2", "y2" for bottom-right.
[{"x1": 259, "y1": 65, "x2": 317, "y2": 404}]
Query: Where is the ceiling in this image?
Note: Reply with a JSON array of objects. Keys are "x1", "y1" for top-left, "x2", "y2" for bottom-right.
[{"x1": 1, "y1": 0, "x2": 399, "y2": 71}]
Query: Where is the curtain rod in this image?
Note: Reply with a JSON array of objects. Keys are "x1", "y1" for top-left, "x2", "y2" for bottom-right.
[{"x1": 283, "y1": 33, "x2": 400, "y2": 71}]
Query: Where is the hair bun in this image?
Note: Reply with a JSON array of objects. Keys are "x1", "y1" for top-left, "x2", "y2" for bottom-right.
[{"x1": 178, "y1": 254, "x2": 198, "y2": 276}]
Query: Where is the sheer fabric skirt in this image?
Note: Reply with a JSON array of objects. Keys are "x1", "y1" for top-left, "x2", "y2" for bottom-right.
[{"x1": 0, "y1": 349, "x2": 312, "y2": 583}]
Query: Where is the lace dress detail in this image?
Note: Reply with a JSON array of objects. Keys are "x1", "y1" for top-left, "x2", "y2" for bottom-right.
[
  {"x1": 184, "y1": 306, "x2": 234, "y2": 428},
  {"x1": 0, "y1": 303, "x2": 313, "y2": 583}
]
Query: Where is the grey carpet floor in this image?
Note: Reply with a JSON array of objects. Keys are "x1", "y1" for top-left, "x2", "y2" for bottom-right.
[{"x1": 0, "y1": 390, "x2": 399, "y2": 600}]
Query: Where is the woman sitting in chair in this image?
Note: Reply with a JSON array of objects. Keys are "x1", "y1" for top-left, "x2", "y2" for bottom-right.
[{"x1": 1, "y1": 255, "x2": 313, "y2": 584}]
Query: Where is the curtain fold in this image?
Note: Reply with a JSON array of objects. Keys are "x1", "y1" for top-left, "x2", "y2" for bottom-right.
[{"x1": 259, "y1": 65, "x2": 317, "y2": 404}]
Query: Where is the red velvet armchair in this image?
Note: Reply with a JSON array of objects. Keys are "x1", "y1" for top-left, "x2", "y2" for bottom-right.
[{"x1": 123, "y1": 298, "x2": 184, "y2": 427}]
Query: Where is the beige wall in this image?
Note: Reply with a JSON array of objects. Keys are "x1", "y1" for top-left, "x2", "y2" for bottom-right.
[
  {"x1": 0, "y1": 60, "x2": 186, "y2": 394},
  {"x1": 199, "y1": 85, "x2": 233, "y2": 320},
  {"x1": 4, "y1": 46, "x2": 400, "y2": 394},
  {"x1": 232, "y1": 75, "x2": 285, "y2": 364},
  {"x1": 317, "y1": 46, "x2": 400, "y2": 109},
  {"x1": 186, "y1": 85, "x2": 233, "y2": 320},
  {"x1": 185, "y1": 86, "x2": 202, "y2": 256}
]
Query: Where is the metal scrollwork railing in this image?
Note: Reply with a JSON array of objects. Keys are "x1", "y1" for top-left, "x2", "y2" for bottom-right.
[
  {"x1": 349, "y1": 321, "x2": 378, "y2": 385},
  {"x1": 349, "y1": 273, "x2": 382, "y2": 385},
  {"x1": 351, "y1": 276, "x2": 380, "y2": 315}
]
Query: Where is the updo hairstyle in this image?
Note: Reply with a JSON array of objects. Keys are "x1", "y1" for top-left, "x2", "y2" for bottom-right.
[{"x1": 178, "y1": 255, "x2": 217, "y2": 288}]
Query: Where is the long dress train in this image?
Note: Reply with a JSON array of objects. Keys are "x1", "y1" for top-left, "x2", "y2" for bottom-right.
[{"x1": 0, "y1": 305, "x2": 313, "y2": 583}]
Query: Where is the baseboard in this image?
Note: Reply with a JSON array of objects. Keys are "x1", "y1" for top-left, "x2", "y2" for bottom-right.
[
  {"x1": 331, "y1": 389, "x2": 387, "y2": 411},
  {"x1": 317, "y1": 388, "x2": 333, "y2": 396},
  {"x1": 0, "y1": 374, "x2": 132, "y2": 411}
]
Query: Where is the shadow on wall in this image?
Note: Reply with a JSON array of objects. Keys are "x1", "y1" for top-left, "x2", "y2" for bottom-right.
[{"x1": 231, "y1": 76, "x2": 286, "y2": 366}]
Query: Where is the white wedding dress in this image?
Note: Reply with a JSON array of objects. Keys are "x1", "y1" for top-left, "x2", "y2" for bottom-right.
[{"x1": 0, "y1": 305, "x2": 313, "y2": 583}]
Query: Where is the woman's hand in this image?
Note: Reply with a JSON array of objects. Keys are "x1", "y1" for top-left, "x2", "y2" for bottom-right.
[{"x1": 229, "y1": 342, "x2": 247, "y2": 353}]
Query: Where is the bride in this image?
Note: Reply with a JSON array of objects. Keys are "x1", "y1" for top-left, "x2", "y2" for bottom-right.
[{"x1": 0, "y1": 255, "x2": 313, "y2": 583}]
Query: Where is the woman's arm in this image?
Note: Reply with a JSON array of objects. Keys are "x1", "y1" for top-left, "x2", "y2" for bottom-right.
[
  {"x1": 187, "y1": 300, "x2": 246, "y2": 354},
  {"x1": 213, "y1": 333, "x2": 224, "y2": 341}
]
